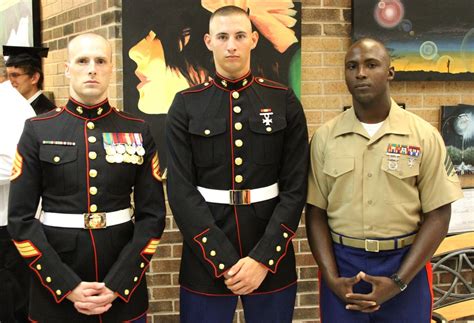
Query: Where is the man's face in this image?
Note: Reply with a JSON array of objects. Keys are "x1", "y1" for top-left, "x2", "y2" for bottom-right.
[
  {"x1": 65, "y1": 35, "x2": 112, "y2": 105},
  {"x1": 344, "y1": 40, "x2": 394, "y2": 106},
  {"x1": 7, "y1": 66, "x2": 39, "y2": 99},
  {"x1": 205, "y1": 14, "x2": 258, "y2": 80}
]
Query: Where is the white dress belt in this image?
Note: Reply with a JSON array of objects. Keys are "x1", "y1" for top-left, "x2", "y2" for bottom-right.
[
  {"x1": 41, "y1": 208, "x2": 132, "y2": 229},
  {"x1": 197, "y1": 183, "x2": 279, "y2": 205}
]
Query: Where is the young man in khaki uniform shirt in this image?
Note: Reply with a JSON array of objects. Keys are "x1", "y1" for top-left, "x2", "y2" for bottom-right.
[{"x1": 306, "y1": 38, "x2": 463, "y2": 322}]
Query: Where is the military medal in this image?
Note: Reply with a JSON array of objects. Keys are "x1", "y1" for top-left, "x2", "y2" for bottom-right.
[
  {"x1": 105, "y1": 154, "x2": 115, "y2": 163},
  {"x1": 114, "y1": 154, "x2": 124, "y2": 163},
  {"x1": 116, "y1": 144, "x2": 126, "y2": 154},
  {"x1": 259, "y1": 108, "x2": 273, "y2": 126},
  {"x1": 408, "y1": 157, "x2": 415, "y2": 168},
  {"x1": 137, "y1": 156, "x2": 144, "y2": 165},
  {"x1": 135, "y1": 133, "x2": 145, "y2": 156},
  {"x1": 105, "y1": 146, "x2": 116, "y2": 155}
]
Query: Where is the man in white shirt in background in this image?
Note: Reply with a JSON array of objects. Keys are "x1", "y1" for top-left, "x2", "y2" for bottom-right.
[{"x1": 0, "y1": 55, "x2": 35, "y2": 323}]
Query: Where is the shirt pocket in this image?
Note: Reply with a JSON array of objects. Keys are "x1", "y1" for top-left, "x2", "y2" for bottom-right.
[
  {"x1": 39, "y1": 146, "x2": 78, "y2": 195},
  {"x1": 381, "y1": 155, "x2": 420, "y2": 203},
  {"x1": 248, "y1": 116, "x2": 287, "y2": 165},
  {"x1": 189, "y1": 118, "x2": 227, "y2": 167},
  {"x1": 323, "y1": 157, "x2": 355, "y2": 203}
]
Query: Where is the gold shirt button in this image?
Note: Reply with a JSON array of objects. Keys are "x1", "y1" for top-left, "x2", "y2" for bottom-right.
[
  {"x1": 368, "y1": 200, "x2": 373, "y2": 205},
  {"x1": 124, "y1": 289, "x2": 130, "y2": 295},
  {"x1": 210, "y1": 250, "x2": 216, "y2": 257},
  {"x1": 219, "y1": 263, "x2": 225, "y2": 270},
  {"x1": 368, "y1": 172, "x2": 373, "y2": 178},
  {"x1": 283, "y1": 232, "x2": 289, "y2": 238},
  {"x1": 36, "y1": 264, "x2": 42, "y2": 270},
  {"x1": 87, "y1": 122, "x2": 95, "y2": 129},
  {"x1": 89, "y1": 187, "x2": 98, "y2": 195},
  {"x1": 235, "y1": 157, "x2": 243, "y2": 166},
  {"x1": 90, "y1": 204, "x2": 98, "y2": 212},
  {"x1": 89, "y1": 151, "x2": 97, "y2": 160},
  {"x1": 134, "y1": 276, "x2": 138, "y2": 282},
  {"x1": 233, "y1": 106, "x2": 241, "y2": 113},
  {"x1": 235, "y1": 175, "x2": 243, "y2": 183},
  {"x1": 266, "y1": 127, "x2": 272, "y2": 132},
  {"x1": 46, "y1": 277, "x2": 52, "y2": 283},
  {"x1": 234, "y1": 122, "x2": 243, "y2": 131},
  {"x1": 56, "y1": 289, "x2": 62, "y2": 296},
  {"x1": 232, "y1": 91, "x2": 239, "y2": 99},
  {"x1": 268, "y1": 259, "x2": 274, "y2": 266},
  {"x1": 88, "y1": 136, "x2": 97, "y2": 143},
  {"x1": 140, "y1": 262, "x2": 145, "y2": 268},
  {"x1": 202, "y1": 237, "x2": 207, "y2": 243},
  {"x1": 53, "y1": 156, "x2": 61, "y2": 163},
  {"x1": 276, "y1": 245, "x2": 282, "y2": 252},
  {"x1": 204, "y1": 129, "x2": 211, "y2": 135},
  {"x1": 89, "y1": 169, "x2": 98, "y2": 177},
  {"x1": 235, "y1": 139, "x2": 243, "y2": 147}
]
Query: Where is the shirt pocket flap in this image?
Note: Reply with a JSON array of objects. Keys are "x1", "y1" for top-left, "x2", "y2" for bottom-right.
[
  {"x1": 249, "y1": 116, "x2": 287, "y2": 134},
  {"x1": 39, "y1": 146, "x2": 78, "y2": 165},
  {"x1": 381, "y1": 155, "x2": 420, "y2": 179},
  {"x1": 188, "y1": 118, "x2": 227, "y2": 137},
  {"x1": 323, "y1": 157, "x2": 355, "y2": 178}
]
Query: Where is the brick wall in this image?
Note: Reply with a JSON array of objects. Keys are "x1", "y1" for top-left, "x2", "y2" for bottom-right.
[{"x1": 40, "y1": 0, "x2": 474, "y2": 322}]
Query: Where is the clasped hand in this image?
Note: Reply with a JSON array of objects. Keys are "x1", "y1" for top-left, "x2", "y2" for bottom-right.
[
  {"x1": 329, "y1": 271, "x2": 401, "y2": 313},
  {"x1": 224, "y1": 257, "x2": 268, "y2": 295},
  {"x1": 66, "y1": 282, "x2": 117, "y2": 315}
]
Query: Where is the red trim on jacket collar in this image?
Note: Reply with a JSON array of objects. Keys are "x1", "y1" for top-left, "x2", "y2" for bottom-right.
[{"x1": 213, "y1": 71, "x2": 253, "y2": 92}]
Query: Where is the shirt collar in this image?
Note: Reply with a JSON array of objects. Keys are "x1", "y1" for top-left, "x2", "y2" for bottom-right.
[
  {"x1": 213, "y1": 71, "x2": 253, "y2": 91},
  {"x1": 27, "y1": 90, "x2": 43, "y2": 104},
  {"x1": 334, "y1": 98, "x2": 411, "y2": 139},
  {"x1": 65, "y1": 97, "x2": 112, "y2": 119}
]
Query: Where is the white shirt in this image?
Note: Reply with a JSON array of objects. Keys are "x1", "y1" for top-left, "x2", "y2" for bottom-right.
[
  {"x1": 361, "y1": 121, "x2": 384, "y2": 137},
  {"x1": 0, "y1": 80, "x2": 35, "y2": 226},
  {"x1": 27, "y1": 89, "x2": 43, "y2": 104}
]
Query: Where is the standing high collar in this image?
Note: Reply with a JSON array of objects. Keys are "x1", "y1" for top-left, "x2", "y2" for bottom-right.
[
  {"x1": 65, "y1": 97, "x2": 112, "y2": 119},
  {"x1": 213, "y1": 71, "x2": 253, "y2": 91}
]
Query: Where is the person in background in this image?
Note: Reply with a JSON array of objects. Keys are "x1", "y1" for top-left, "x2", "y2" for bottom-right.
[
  {"x1": 8, "y1": 33, "x2": 166, "y2": 323},
  {"x1": 0, "y1": 54, "x2": 35, "y2": 323},
  {"x1": 306, "y1": 38, "x2": 463, "y2": 322},
  {"x1": 3, "y1": 45, "x2": 56, "y2": 115}
]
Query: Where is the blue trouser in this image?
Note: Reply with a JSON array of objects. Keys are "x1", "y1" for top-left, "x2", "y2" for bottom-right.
[
  {"x1": 320, "y1": 243, "x2": 433, "y2": 323},
  {"x1": 180, "y1": 283, "x2": 297, "y2": 323}
]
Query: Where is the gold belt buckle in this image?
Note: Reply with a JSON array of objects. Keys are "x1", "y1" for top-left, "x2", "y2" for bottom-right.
[
  {"x1": 365, "y1": 239, "x2": 380, "y2": 252},
  {"x1": 229, "y1": 189, "x2": 251, "y2": 205},
  {"x1": 84, "y1": 213, "x2": 107, "y2": 229}
]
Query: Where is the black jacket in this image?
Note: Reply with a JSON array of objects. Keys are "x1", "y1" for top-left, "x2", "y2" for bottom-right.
[
  {"x1": 30, "y1": 92, "x2": 56, "y2": 115},
  {"x1": 166, "y1": 72, "x2": 308, "y2": 295},
  {"x1": 8, "y1": 98, "x2": 166, "y2": 322}
]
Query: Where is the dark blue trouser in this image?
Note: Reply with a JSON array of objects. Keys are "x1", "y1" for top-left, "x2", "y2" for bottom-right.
[
  {"x1": 319, "y1": 243, "x2": 433, "y2": 323},
  {"x1": 180, "y1": 283, "x2": 297, "y2": 323}
]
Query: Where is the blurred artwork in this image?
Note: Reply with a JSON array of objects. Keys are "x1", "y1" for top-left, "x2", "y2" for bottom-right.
[
  {"x1": 441, "y1": 104, "x2": 474, "y2": 186},
  {"x1": 353, "y1": 0, "x2": 474, "y2": 81},
  {"x1": 0, "y1": 0, "x2": 38, "y2": 50}
]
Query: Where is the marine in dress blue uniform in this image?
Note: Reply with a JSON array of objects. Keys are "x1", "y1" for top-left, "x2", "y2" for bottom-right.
[
  {"x1": 166, "y1": 6, "x2": 308, "y2": 323},
  {"x1": 8, "y1": 33, "x2": 166, "y2": 323}
]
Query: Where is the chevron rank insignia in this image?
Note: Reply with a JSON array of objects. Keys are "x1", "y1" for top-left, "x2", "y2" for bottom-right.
[
  {"x1": 14, "y1": 240, "x2": 40, "y2": 258},
  {"x1": 142, "y1": 239, "x2": 160, "y2": 255},
  {"x1": 151, "y1": 152, "x2": 162, "y2": 181},
  {"x1": 10, "y1": 150, "x2": 23, "y2": 181}
]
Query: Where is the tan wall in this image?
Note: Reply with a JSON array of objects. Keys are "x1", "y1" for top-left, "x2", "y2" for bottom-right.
[{"x1": 40, "y1": 0, "x2": 474, "y2": 322}]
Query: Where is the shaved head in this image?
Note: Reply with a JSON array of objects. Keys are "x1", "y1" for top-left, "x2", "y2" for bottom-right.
[
  {"x1": 346, "y1": 38, "x2": 391, "y2": 67},
  {"x1": 68, "y1": 33, "x2": 112, "y2": 62}
]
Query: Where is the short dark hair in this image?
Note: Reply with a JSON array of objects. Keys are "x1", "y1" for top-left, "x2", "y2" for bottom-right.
[
  {"x1": 210, "y1": 5, "x2": 249, "y2": 23},
  {"x1": 7, "y1": 63, "x2": 43, "y2": 89}
]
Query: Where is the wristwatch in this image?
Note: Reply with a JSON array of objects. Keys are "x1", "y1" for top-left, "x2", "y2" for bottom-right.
[{"x1": 390, "y1": 273, "x2": 408, "y2": 291}]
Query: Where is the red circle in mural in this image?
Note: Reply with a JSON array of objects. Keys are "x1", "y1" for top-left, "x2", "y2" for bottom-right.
[{"x1": 374, "y1": 0, "x2": 405, "y2": 29}]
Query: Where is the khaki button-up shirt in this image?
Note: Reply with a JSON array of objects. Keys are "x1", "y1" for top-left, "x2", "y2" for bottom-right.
[{"x1": 307, "y1": 99, "x2": 463, "y2": 238}]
